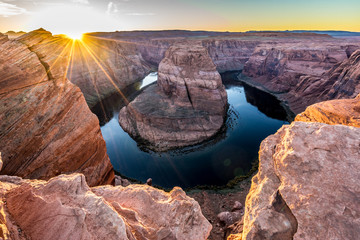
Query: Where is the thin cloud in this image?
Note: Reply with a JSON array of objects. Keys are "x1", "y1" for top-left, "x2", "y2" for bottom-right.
[
  {"x1": 126, "y1": 12, "x2": 155, "y2": 16},
  {"x1": 106, "y1": 1, "x2": 118, "y2": 15},
  {"x1": 72, "y1": 0, "x2": 89, "y2": 4},
  {"x1": 0, "y1": 1, "x2": 27, "y2": 17}
]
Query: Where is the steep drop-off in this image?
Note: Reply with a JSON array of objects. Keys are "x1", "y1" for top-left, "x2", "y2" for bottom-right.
[{"x1": 0, "y1": 30, "x2": 114, "y2": 186}]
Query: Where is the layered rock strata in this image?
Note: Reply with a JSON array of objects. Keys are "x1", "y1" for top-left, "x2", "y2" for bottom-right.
[
  {"x1": 239, "y1": 121, "x2": 360, "y2": 240},
  {"x1": 119, "y1": 43, "x2": 227, "y2": 151},
  {"x1": 0, "y1": 173, "x2": 211, "y2": 240},
  {"x1": 0, "y1": 30, "x2": 114, "y2": 186},
  {"x1": 286, "y1": 49, "x2": 360, "y2": 113},
  {"x1": 242, "y1": 42, "x2": 360, "y2": 113}
]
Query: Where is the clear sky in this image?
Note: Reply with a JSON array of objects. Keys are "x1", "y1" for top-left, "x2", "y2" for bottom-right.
[{"x1": 1, "y1": 0, "x2": 359, "y2": 35}]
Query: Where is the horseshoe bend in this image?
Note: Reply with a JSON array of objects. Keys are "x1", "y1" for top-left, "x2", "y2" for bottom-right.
[{"x1": 1, "y1": 3, "x2": 360, "y2": 239}]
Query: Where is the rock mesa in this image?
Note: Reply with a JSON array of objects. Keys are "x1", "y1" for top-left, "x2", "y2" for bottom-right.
[{"x1": 119, "y1": 42, "x2": 227, "y2": 151}]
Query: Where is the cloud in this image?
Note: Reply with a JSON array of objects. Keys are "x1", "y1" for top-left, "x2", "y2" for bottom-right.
[
  {"x1": 126, "y1": 12, "x2": 155, "y2": 16},
  {"x1": 72, "y1": 0, "x2": 89, "y2": 4},
  {"x1": 106, "y1": 1, "x2": 118, "y2": 14},
  {"x1": 0, "y1": 1, "x2": 27, "y2": 17}
]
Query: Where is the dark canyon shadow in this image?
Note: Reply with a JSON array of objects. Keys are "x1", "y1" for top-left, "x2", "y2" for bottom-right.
[{"x1": 91, "y1": 71, "x2": 290, "y2": 189}]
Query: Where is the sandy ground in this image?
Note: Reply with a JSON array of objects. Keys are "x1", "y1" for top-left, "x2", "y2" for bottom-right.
[{"x1": 188, "y1": 177, "x2": 252, "y2": 240}]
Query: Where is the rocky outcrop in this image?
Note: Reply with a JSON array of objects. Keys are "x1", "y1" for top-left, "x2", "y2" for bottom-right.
[
  {"x1": 295, "y1": 94, "x2": 360, "y2": 127},
  {"x1": 0, "y1": 173, "x2": 211, "y2": 240},
  {"x1": 238, "y1": 121, "x2": 360, "y2": 239},
  {"x1": 0, "y1": 30, "x2": 114, "y2": 186},
  {"x1": 119, "y1": 42, "x2": 227, "y2": 151}
]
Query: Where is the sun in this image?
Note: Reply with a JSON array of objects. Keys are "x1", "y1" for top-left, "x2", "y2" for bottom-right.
[{"x1": 66, "y1": 33, "x2": 83, "y2": 40}]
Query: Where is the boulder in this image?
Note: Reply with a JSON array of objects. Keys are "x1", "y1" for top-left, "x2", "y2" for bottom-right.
[{"x1": 0, "y1": 173, "x2": 211, "y2": 240}]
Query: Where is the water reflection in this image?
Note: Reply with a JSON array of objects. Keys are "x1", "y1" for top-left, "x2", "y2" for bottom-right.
[{"x1": 91, "y1": 72, "x2": 290, "y2": 188}]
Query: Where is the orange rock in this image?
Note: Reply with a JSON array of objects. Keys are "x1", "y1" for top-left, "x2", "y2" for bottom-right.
[
  {"x1": 295, "y1": 94, "x2": 360, "y2": 127},
  {"x1": 0, "y1": 30, "x2": 114, "y2": 186}
]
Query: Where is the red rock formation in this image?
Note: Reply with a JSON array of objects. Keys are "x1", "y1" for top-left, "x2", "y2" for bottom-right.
[
  {"x1": 0, "y1": 173, "x2": 211, "y2": 240},
  {"x1": 119, "y1": 42, "x2": 227, "y2": 151},
  {"x1": 295, "y1": 94, "x2": 360, "y2": 127},
  {"x1": 239, "y1": 121, "x2": 360, "y2": 239},
  {"x1": 0, "y1": 30, "x2": 114, "y2": 186}
]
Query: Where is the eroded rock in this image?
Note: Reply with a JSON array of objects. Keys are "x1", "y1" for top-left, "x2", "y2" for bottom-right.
[
  {"x1": 241, "y1": 121, "x2": 360, "y2": 240},
  {"x1": 0, "y1": 174, "x2": 211, "y2": 240},
  {"x1": 0, "y1": 30, "x2": 114, "y2": 186},
  {"x1": 119, "y1": 42, "x2": 227, "y2": 151},
  {"x1": 295, "y1": 94, "x2": 360, "y2": 127}
]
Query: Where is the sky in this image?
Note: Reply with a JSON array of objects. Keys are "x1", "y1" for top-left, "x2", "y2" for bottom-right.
[{"x1": 0, "y1": 0, "x2": 359, "y2": 35}]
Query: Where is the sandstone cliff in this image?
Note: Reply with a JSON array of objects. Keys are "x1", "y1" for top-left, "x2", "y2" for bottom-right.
[
  {"x1": 0, "y1": 173, "x2": 211, "y2": 240},
  {"x1": 0, "y1": 30, "x2": 114, "y2": 186},
  {"x1": 119, "y1": 42, "x2": 228, "y2": 151},
  {"x1": 242, "y1": 41, "x2": 360, "y2": 113},
  {"x1": 232, "y1": 93, "x2": 360, "y2": 240},
  {"x1": 237, "y1": 121, "x2": 360, "y2": 240}
]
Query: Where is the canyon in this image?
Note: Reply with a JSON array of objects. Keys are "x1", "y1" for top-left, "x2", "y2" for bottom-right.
[{"x1": 1, "y1": 28, "x2": 360, "y2": 240}]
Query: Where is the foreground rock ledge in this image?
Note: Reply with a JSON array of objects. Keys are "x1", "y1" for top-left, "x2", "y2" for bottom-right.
[
  {"x1": 119, "y1": 42, "x2": 227, "y2": 151},
  {"x1": 238, "y1": 121, "x2": 360, "y2": 240},
  {"x1": 0, "y1": 173, "x2": 211, "y2": 240}
]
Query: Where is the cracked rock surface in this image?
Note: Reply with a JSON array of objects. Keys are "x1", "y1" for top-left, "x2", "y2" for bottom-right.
[
  {"x1": 237, "y1": 121, "x2": 360, "y2": 240},
  {"x1": 0, "y1": 173, "x2": 211, "y2": 240}
]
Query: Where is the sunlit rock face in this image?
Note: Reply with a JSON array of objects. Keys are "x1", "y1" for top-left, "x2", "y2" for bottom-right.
[
  {"x1": 295, "y1": 94, "x2": 360, "y2": 127},
  {"x1": 0, "y1": 29, "x2": 114, "y2": 186},
  {"x1": 68, "y1": 34, "x2": 152, "y2": 107},
  {"x1": 0, "y1": 174, "x2": 211, "y2": 240},
  {"x1": 237, "y1": 121, "x2": 360, "y2": 240},
  {"x1": 119, "y1": 42, "x2": 227, "y2": 151}
]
